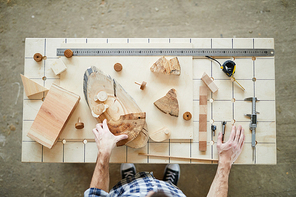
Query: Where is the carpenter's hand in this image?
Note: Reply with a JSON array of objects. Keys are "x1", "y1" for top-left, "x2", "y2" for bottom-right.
[
  {"x1": 92, "y1": 119, "x2": 128, "y2": 155},
  {"x1": 217, "y1": 125, "x2": 245, "y2": 166}
]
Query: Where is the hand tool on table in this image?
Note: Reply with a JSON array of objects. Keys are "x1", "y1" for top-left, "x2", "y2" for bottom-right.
[
  {"x1": 222, "y1": 121, "x2": 226, "y2": 142},
  {"x1": 244, "y1": 97, "x2": 259, "y2": 162},
  {"x1": 205, "y1": 56, "x2": 245, "y2": 91},
  {"x1": 211, "y1": 124, "x2": 217, "y2": 137}
]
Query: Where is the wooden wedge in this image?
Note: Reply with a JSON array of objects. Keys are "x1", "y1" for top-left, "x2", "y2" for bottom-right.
[
  {"x1": 20, "y1": 74, "x2": 48, "y2": 97},
  {"x1": 154, "y1": 88, "x2": 179, "y2": 117}
]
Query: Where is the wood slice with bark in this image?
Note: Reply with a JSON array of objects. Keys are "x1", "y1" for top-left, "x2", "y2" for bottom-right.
[
  {"x1": 154, "y1": 88, "x2": 179, "y2": 117},
  {"x1": 150, "y1": 56, "x2": 181, "y2": 76},
  {"x1": 83, "y1": 66, "x2": 148, "y2": 148}
]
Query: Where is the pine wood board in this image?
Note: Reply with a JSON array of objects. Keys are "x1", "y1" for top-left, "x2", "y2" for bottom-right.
[{"x1": 27, "y1": 84, "x2": 80, "y2": 149}]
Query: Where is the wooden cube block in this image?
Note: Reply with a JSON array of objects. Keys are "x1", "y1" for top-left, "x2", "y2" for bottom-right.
[
  {"x1": 27, "y1": 84, "x2": 80, "y2": 149},
  {"x1": 201, "y1": 72, "x2": 218, "y2": 93},
  {"x1": 50, "y1": 58, "x2": 67, "y2": 75}
]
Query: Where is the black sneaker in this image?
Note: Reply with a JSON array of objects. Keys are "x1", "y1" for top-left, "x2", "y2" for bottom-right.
[
  {"x1": 163, "y1": 164, "x2": 180, "y2": 186},
  {"x1": 120, "y1": 163, "x2": 136, "y2": 179}
]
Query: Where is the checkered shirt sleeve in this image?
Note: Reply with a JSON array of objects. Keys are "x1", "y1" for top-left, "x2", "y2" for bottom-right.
[{"x1": 84, "y1": 172, "x2": 186, "y2": 197}]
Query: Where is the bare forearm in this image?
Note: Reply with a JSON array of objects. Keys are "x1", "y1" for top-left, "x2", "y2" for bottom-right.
[
  {"x1": 90, "y1": 151, "x2": 111, "y2": 191},
  {"x1": 207, "y1": 161, "x2": 231, "y2": 197}
]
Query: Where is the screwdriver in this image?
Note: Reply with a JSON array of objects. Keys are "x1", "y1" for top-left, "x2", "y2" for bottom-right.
[{"x1": 205, "y1": 56, "x2": 245, "y2": 91}]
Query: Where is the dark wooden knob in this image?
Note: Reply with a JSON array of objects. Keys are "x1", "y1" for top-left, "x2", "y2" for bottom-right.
[
  {"x1": 75, "y1": 118, "x2": 84, "y2": 129},
  {"x1": 114, "y1": 63, "x2": 123, "y2": 72},
  {"x1": 64, "y1": 49, "x2": 73, "y2": 58},
  {"x1": 33, "y1": 53, "x2": 43, "y2": 62},
  {"x1": 183, "y1": 112, "x2": 192, "y2": 121}
]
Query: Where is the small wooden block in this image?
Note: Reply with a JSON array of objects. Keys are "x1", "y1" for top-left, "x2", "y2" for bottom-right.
[
  {"x1": 183, "y1": 112, "x2": 192, "y2": 121},
  {"x1": 50, "y1": 58, "x2": 67, "y2": 75},
  {"x1": 201, "y1": 72, "x2": 218, "y2": 93},
  {"x1": 64, "y1": 49, "x2": 73, "y2": 58},
  {"x1": 199, "y1": 86, "x2": 208, "y2": 152},
  {"x1": 27, "y1": 84, "x2": 80, "y2": 149},
  {"x1": 114, "y1": 63, "x2": 123, "y2": 72},
  {"x1": 20, "y1": 74, "x2": 48, "y2": 97},
  {"x1": 149, "y1": 127, "x2": 171, "y2": 142},
  {"x1": 199, "y1": 141, "x2": 207, "y2": 152}
]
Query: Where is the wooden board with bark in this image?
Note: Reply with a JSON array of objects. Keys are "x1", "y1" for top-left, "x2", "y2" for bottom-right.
[{"x1": 83, "y1": 66, "x2": 148, "y2": 148}]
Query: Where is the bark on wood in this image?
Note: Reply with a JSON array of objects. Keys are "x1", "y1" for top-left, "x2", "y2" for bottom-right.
[
  {"x1": 150, "y1": 56, "x2": 181, "y2": 76},
  {"x1": 83, "y1": 66, "x2": 148, "y2": 147},
  {"x1": 154, "y1": 88, "x2": 179, "y2": 117}
]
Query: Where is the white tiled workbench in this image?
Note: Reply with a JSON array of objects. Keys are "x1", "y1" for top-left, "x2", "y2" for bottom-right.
[{"x1": 22, "y1": 38, "x2": 276, "y2": 164}]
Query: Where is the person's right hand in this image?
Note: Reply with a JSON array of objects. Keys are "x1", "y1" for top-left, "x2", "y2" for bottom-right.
[
  {"x1": 92, "y1": 119, "x2": 128, "y2": 155},
  {"x1": 217, "y1": 125, "x2": 245, "y2": 166}
]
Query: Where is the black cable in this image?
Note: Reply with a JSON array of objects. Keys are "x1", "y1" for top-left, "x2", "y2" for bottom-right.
[{"x1": 205, "y1": 56, "x2": 222, "y2": 67}]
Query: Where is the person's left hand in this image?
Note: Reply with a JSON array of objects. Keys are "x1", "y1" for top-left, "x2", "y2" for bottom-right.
[{"x1": 92, "y1": 119, "x2": 128, "y2": 155}]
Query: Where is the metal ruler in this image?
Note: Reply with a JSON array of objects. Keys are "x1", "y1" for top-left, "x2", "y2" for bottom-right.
[{"x1": 57, "y1": 48, "x2": 274, "y2": 57}]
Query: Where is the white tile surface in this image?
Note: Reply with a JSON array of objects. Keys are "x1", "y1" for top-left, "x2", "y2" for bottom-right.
[
  {"x1": 191, "y1": 38, "x2": 211, "y2": 48},
  {"x1": 25, "y1": 38, "x2": 45, "y2": 57},
  {"x1": 43, "y1": 142, "x2": 63, "y2": 162},
  {"x1": 22, "y1": 142, "x2": 42, "y2": 162},
  {"x1": 254, "y1": 38, "x2": 274, "y2": 49},
  {"x1": 46, "y1": 38, "x2": 65, "y2": 57},
  {"x1": 64, "y1": 142, "x2": 84, "y2": 162},
  {"x1": 233, "y1": 38, "x2": 253, "y2": 49},
  {"x1": 212, "y1": 38, "x2": 232, "y2": 48}
]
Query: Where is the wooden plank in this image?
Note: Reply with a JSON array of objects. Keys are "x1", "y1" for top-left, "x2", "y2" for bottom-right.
[
  {"x1": 27, "y1": 84, "x2": 80, "y2": 149},
  {"x1": 199, "y1": 86, "x2": 208, "y2": 151},
  {"x1": 138, "y1": 153, "x2": 218, "y2": 162},
  {"x1": 20, "y1": 74, "x2": 48, "y2": 97},
  {"x1": 201, "y1": 72, "x2": 218, "y2": 93}
]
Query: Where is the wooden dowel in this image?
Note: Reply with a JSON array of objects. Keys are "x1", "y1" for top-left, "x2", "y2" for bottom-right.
[{"x1": 138, "y1": 153, "x2": 218, "y2": 162}]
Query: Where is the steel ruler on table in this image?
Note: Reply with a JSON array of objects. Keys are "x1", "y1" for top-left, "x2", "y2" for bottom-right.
[{"x1": 57, "y1": 48, "x2": 274, "y2": 57}]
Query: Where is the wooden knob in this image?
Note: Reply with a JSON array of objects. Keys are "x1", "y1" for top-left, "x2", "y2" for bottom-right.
[
  {"x1": 64, "y1": 49, "x2": 73, "y2": 58},
  {"x1": 75, "y1": 118, "x2": 84, "y2": 129},
  {"x1": 33, "y1": 53, "x2": 43, "y2": 62},
  {"x1": 135, "y1": 81, "x2": 147, "y2": 90},
  {"x1": 183, "y1": 112, "x2": 192, "y2": 121},
  {"x1": 114, "y1": 63, "x2": 123, "y2": 72}
]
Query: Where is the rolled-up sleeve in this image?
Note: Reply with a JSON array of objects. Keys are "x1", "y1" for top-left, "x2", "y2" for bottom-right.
[{"x1": 84, "y1": 188, "x2": 109, "y2": 197}]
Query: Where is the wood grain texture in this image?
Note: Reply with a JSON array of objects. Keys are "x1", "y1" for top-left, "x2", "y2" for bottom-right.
[
  {"x1": 83, "y1": 66, "x2": 149, "y2": 148},
  {"x1": 27, "y1": 84, "x2": 80, "y2": 149},
  {"x1": 138, "y1": 153, "x2": 218, "y2": 162},
  {"x1": 107, "y1": 112, "x2": 146, "y2": 146},
  {"x1": 201, "y1": 72, "x2": 218, "y2": 93},
  {"x1": 20, "y1": 74, "x2": 48, "y2": 97},
  {"x1": 149, "y1": 127, "x2": 171, "y2": 142},
  {"x1": 154, "y1": 88, "x2": 179, "y2": 117},
  {"x1": 199, "y1": 86, "x2": 208, "y2": 151},
  {"x1": 150, "y1": 56, "x2": 181, "y2": 75},
  {"x1": 125, "y1": 123, "x2": 149, "y2": 149}
]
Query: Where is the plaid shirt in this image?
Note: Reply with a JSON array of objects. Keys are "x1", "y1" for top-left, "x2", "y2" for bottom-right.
[{"x1": 84, "y1": 172, "x2": 186, "y2": 197}]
